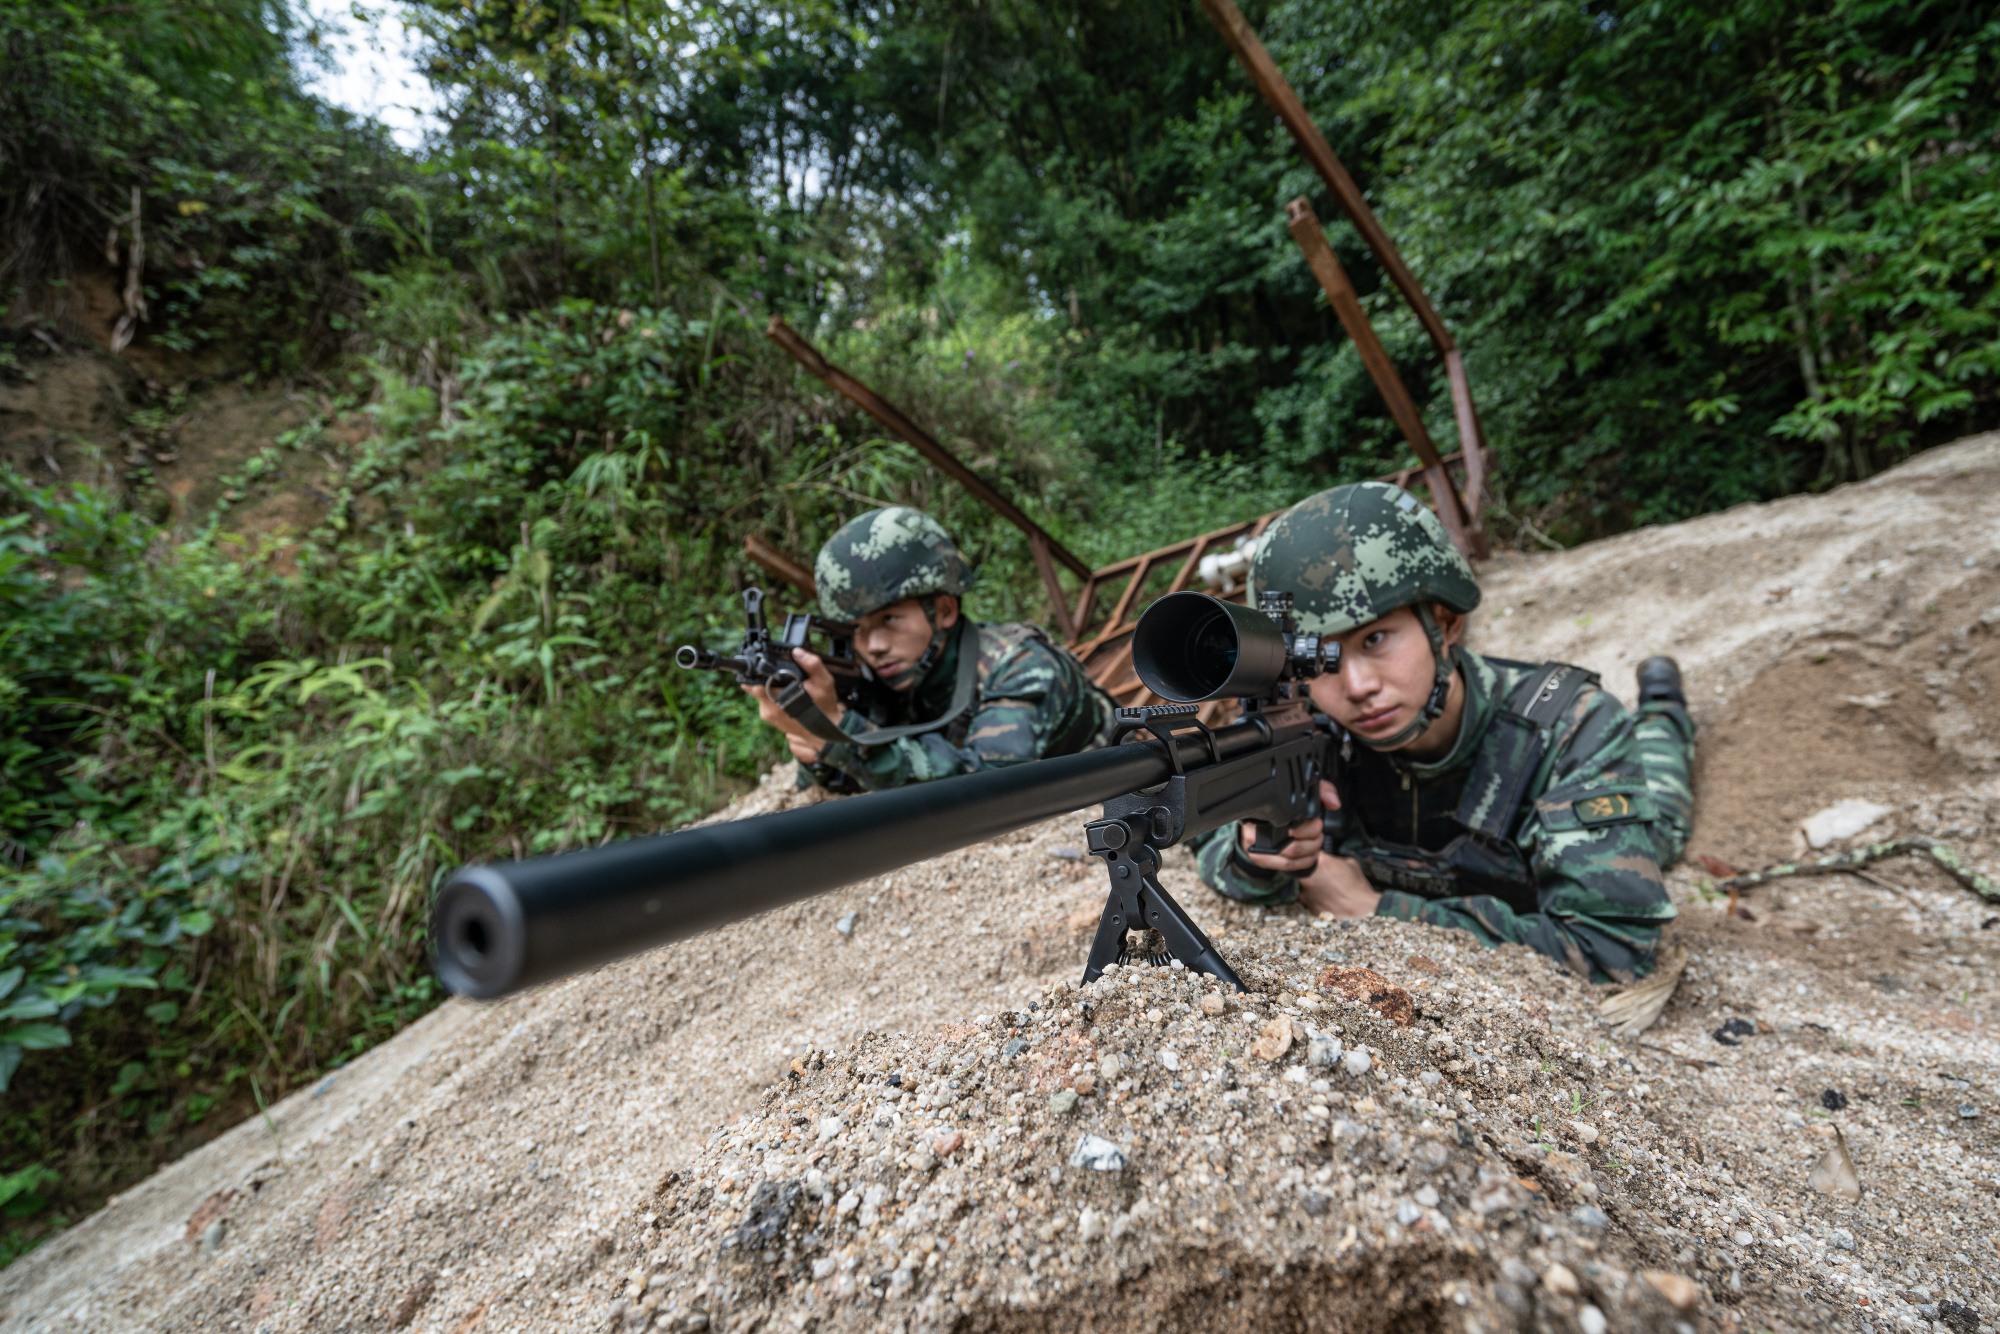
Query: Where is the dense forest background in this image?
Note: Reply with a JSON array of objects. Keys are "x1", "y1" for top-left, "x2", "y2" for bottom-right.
[{"x1": 0, "y1": 0, "x2": 1994, "y2": 1257}]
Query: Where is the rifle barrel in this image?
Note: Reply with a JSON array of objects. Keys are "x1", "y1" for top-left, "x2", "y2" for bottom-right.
[
  {"x1": 675, "y1": 646, "x2": 751, "y2": 675},
  {"x1": 432, "y1": 719, "x2": 1272, "y2": 999}
]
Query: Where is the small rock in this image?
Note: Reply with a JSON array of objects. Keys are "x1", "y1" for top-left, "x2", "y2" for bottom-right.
[
  {"x1": 931, "y1": 1131, "x2": 963, "y2": 1157},
  {"x1": 1099, "y1": 1054, "x2": 1124, "y2": 1081},
  {"x1": 1394, "y1": 1201, "x2": 1422, "y2": 1225},
  {"x1": 1199, "y1": 992, "x2": 1226, "y2": 1017},
  {"x1": 818, "y1": 1116, "x2": 844, "y2": 1143},
  {"x1": 1073, "y1": 1074, "x2": 1096, "y2": 1096},
  {"x1": 1938, "y1": 1299, "x2": 1980, "y2": 1334},
  {"x1": 1568, "y1": 1120, "x2": 1599, "y2": 1144},
  {"x1": 1306, "y1": 1028, "x2": 1343, "y2": 1069},
  {"x1": 1821, "y1": 1088, "x2": 1847, "y2": 1111},
  {"x1": 1049, "y1": 1089, "x2": 1079, "y2": 1115},
  {"x1": 200, "y1": 1219, "x2": 226, "y2": 1255},
  {"x1": 1572, "y1": 1206, "x2": 1610, "y2": 1230},
  {"x1": 1958, "y1": 1103, "x2": 1980, "y2": 1119},
  {"x1": 1544, "y1": 1262, "x2": 1580, "y2": 1297},
  {"x1": 1803, "y1": 799, "x2": 1891, "y2": 848},
  {"x1": 836, "y1": 911, "x2": 858, "y2": 936},
  {"x1": 1001, "y1": 1038, "x2": 1030, "y2": 1059},
  {"x1": 1316, "y1": 964, "x2": 1415, "y2": 1026},
  {"x1": 1578, "y1": 1305, "x2": 1608, "y2": 1334},
  {"x1": 1825, "y1": 1227, "x2": 1854, "y2": 1251},
  {"x1": 1159, "y1": 1048, "x2": 1181, "y2": 1072},
  {"x1": 1070, "y1": 1135, "x2": 1129, "y2": 1173},
  {"x1": 1050, "y1": 846, "x2": 1084, "y2": 861},
  {"x1": 1808, "y1": 1127, "x2": 1863, "y2": 1200},
  {"x1": 1640, "y1": 1269, "x2": 1701, "y2": 1312},
  {"x1": 1712, "y1": 1017, "x2": 1756, "y2": 1046},
  {"x1": 1500, "y1": 1258, "x2": 1538, "y2": 1288},
  {"x1": 1300, "y1": 1191, "x2": 1330, "y2": 1217},
  {"x1": 1251, "y1": 1015, "x2": 1293, "y2": 1062},
  {"x1": 1412, "y1": 1141, "x2": 1450, "y2": 1174},
  {"x1": 835, "y1": 1191, "x2": 859, "y2": 1216},
  {"x1": 1076, "y1": 1207, "x2": 1105, "y2": 1241},
  {"x1": 1331, "y1": 1119, "x2": 1368, "y2": 1142},
  {"x1": 1730, "y1": 1229, "x2": 1754, "y2": 1247},
  {"x1": 1342, "y1": 1049, "x2": 1372, "y2": 1078},
  {"x1": 811, "y1": 1257, "x2": 837, "y2": 1279},
  {"x1": 1145, "y1": 1008, "x2": 1165, "y2": 1025},
  {"x1": 1414, "y1": 1185, "x2": 1440, "y2": 1207}
]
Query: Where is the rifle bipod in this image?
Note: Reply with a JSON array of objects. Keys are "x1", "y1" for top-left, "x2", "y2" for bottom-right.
[{"x1": 1080, "y1": 815, "x2": 1246, "y2": 991}]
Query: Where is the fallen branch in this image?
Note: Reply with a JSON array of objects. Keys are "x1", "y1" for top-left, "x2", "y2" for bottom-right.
[{"x1": 1709, "y1": 839, "x2": 2000, "y2": 904}]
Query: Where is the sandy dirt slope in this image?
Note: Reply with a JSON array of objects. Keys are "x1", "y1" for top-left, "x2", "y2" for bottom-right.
[{"x1": 3, "y1": 435, "x2": 1998, "y2": 1333}]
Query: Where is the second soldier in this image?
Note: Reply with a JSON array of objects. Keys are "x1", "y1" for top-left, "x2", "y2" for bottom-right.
[{"x1": 746, "y1": 507, "x2": 1115, "y2": 791}]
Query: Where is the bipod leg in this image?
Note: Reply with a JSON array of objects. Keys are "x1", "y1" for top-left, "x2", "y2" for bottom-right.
[
  {"x1": 1079, "y1": 840, "x2": 1245, "y2": 993},
  {"x1": 1082, "y1": 878, "x2": 1145, "y2": 985},
  {"x1": 1133, "y1": 872, "x2": 1246, "y2": 993}
]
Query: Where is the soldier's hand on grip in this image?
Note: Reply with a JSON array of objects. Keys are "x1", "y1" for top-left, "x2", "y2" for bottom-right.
[
  {"x1": 1237, "y1": 779, "x2": 1341, "y2": 873},
  {"x1": 745, "y1": 649, "x2": 846, "y2": 763}
]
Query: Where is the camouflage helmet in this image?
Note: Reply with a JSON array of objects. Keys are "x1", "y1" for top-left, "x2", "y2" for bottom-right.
[
  {"x1": 815, "y1": 507, "x2": 976, "y2": 621},
  {"x1": 1250, "y1": 482, "x2": 1480, "y2": 637}
]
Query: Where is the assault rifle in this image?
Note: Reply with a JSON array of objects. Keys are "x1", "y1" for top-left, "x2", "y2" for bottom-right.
[
  {"x1": 675, "y1": 587, "x2": 867, "y2": 741},
  {"x1": 434, "y1": 590, "x2": 1339, "y2": 1000}
]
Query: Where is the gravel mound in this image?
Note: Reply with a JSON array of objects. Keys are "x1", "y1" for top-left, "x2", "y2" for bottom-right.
[{"x1": 617, "y1": 920, "x2": 1715, "y2": 1334}]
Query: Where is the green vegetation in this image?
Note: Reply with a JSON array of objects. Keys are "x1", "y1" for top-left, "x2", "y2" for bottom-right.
[{"x1": 0, "y1": 0, "x2": 1995, "y2": 1261}]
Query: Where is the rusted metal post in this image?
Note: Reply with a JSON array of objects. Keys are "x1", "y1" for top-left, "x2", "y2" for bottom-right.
[
  {"x1": 765, "y1": 318, "x2": 1090, "y2": 621},
  {"x1": 1196, "y1": 0, "x2": 1493, "y2": 546},
  {"x1": 743, "y1": 533, "x2": 817, "y2": 598},
  {"x1": 1284, "y1": 199, "x2": 1476, "y2": 557}
]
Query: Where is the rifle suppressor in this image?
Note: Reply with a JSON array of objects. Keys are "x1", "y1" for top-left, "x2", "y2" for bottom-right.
[{"x1": 433, "y1": 722, "x2": 1273, "y2": 999}]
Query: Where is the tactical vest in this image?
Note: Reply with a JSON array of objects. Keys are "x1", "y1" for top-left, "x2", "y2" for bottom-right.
[
  {"x1": 844, "y1": 621, "x2": 1109, "y2": 756},
  {"x1": 1331, "y1": 659, "x2": 1602, "y2": 916}
]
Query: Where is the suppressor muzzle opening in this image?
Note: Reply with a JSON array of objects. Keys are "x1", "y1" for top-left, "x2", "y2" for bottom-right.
[{"x1": 432, "y1": 868, "x2": 527, "y2": 1000}]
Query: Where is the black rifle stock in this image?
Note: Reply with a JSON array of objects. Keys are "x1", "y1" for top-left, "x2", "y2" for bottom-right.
[{"x1": 434, "y1": 590, "x2": 1336, "y2": 999}]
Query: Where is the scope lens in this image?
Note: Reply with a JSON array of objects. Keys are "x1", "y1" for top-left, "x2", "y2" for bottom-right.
[
  {"x1": 1132, "y1": 591, "x2": 1289, "y2": 702},
  {"x1": 1180, "y1": 607, "x2": 1238, "y2": 697}
]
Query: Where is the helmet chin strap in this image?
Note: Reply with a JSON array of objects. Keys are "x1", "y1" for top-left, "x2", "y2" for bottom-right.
[
  {"x1": 1353, "y1": 604, "x2": 1456, "y2": 752},
  {"x1": 881, "y1": 595, "x2": 952, "y2": 692}
]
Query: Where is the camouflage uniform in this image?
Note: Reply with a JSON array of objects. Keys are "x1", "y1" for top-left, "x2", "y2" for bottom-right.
[
  {"x1": 1194, "y1": 482, "x2": 1691, "y2": 984},
  {"x1": 806, "y1": 618, "x2": 1115, "y2": 792},
  {"x1": 798, "y1": 507, "x2": 1114, "y2": 793}
]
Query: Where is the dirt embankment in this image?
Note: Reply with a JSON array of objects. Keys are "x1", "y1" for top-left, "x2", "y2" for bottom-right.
[
  {"x1": 3, "y1": 436, "x2": 1999, "y2": 1333},
  {"x1": 0, "y1": 331, "x2": 355, "y2": 553}
]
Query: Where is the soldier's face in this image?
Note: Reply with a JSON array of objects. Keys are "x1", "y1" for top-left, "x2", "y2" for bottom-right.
[
  {"x1": 1307, "y1": 605, "x2": 1465, "y2": 747},
  {"x1": 854, "y1": 595, "x2": 960, "y2": 688}
]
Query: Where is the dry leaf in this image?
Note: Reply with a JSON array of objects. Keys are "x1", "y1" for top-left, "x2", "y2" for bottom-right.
[
  {"x1": 1808, "y1": 1126, "x2": 1863, "y2": 1200},
  {"x1": 1598, "y1": 945, "x2": 1687, "y2": 1038}
]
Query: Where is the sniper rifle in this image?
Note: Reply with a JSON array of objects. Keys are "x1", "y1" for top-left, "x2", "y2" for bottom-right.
[{"x1": 434, "y1": 590, "x2": 1340, "y2": 1000}]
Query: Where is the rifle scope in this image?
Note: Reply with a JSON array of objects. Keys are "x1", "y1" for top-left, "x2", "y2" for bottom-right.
[
  {"x1": 1130, "y1": 590, "x2": 1324, "y2": 703},
  {"x1": 431, "y1": 719, "x2": 1275, "y2": 1000}
]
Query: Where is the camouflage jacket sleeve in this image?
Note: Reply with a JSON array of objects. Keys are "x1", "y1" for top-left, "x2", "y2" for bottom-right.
[
  {"x1": 1373, "y1": 685, "x2": 1678, "y2": 983},
  {"x1": 814, "y1": 633, "x2": 1104, "y2": 791},
  {"x1": 1193, "y1": 824, "x2": 1301, "y2": 908}
]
